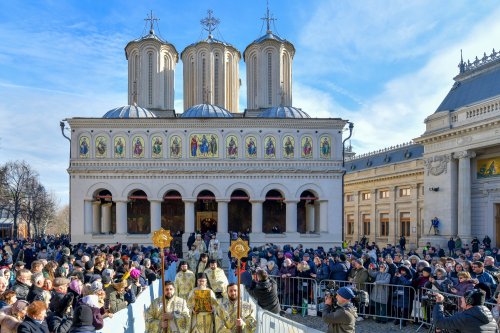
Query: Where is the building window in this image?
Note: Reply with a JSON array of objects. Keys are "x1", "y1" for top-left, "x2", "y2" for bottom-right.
[
  {"x1": 400, "y1": 212, "x2": 411, "y2": 237},
  {"x1": 361, "y1": 192, "x2": 371, "y2": 200},
  {"x1": 214, "y1": 56, "x2": 219, "y2": 105},
  {"x1": 380, "y1": 213, "x2": 389, "y2": 237},
  {"x1": 346, "y1": 194, "x2": 354, "y2": 202},
  {"x1": 379, "y1": 190, "x2": 389, "y2": 199},
  {"x1": 148, "y1": 52, "x2": 153, "y2": 106},
  {"x1": 362, "y1": 214, "x2": 371, "y2": 235},
  {"x1": 346, "y1": 214, "x2": 354, "y2": 235},
  {"x1": 400, "y1": 188, "x2": 411, "y2": 197},
  {"x1": 267, "y1": 52, "x2": 272, "y2": 106}
]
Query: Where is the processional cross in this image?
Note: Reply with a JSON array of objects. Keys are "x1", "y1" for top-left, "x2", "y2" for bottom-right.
[
  {"x1": 229, "y1": 238, "x2": 251, "y2": 333},
  {"x1": 152, "y1": 228, "x2": 173, "y2": 333}
]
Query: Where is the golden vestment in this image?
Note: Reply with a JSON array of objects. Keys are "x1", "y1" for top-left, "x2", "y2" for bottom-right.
[
  {"x1": 187, "y1": 287, "x2": 219, "y2": 333},
  {"x1": 174, "y1": 270, "x2": 196, "y2": 300},
  {"x1": 145, "y1": 295, "x2": 191, "y2": 333},
  {"x1": 204, "y1": 267, "x2": 229, "y2": 298},
  {"x1": 216, "y1": 298, "x2": 257, "y2": 333},
  {"x1": 186, "y1": 250, "x2": 199, "y2": 272}
]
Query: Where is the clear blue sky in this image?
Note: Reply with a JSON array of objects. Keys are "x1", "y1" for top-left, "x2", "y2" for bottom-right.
[{"x1": 0, "y1": 0, "x2": 499, "y2": 206}]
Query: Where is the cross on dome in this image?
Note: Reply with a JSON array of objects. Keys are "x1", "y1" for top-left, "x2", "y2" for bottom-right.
[
  {"x1": 200, "y1": 9, "x2": 220, "y2": 38},
  {"x1": 145, "y1": 10, "x2": 159, "y2": 35},
  {"x1": 261, "y1": 0, "x2": 276, "y2": 33}
]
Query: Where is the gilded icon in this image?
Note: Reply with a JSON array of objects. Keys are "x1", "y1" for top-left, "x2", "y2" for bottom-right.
[
  {"x1": 264, "y1": 135, "x2": 276, "y2": 159},
  {"x1": 226, "y1": 135, "x2": 238, "y2": 159},
  {"x1": 170, "y1": 135, "x2": 182, "y2": 159},
  {"x1": 245, "y1": 136, "x2": 257, "y2": 159},
  {"x1": 190, "y1": 134, "x2": 218, "y2": 158},
  {"x1": 301, "y1": 136, "x2": 313, "y2": 159},
  {"x1": 95, "y1": 136, "x2": 107, "y2": 158},
  {"x1": 283, "y1": 135, "x2": 295, "y2": 159},
  {"x1": 132, "y1": 136, "x2": 145, "y2": 158},
  {"x1": 477, "y1": 157, "x2": 500, "y2": 178},
  {"x1": 79, "y1": 136, "x2": 90, "y2": 158},
  {"x1": 114, "y1": 136, "x2": 125, "y2": 158},
  {"x1": 320, "y1": 136, "x2": 331, "y2": 159},
  {"x1": 151, "y1": 136, "x2": 163, "y2": 158}
]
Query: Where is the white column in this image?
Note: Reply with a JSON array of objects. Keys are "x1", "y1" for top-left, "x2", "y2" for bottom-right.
[
  {"x1": 115, "y1": 200, "x2": 128, "y2": 235},
  {"x1": 84, "y1": 200, "x2": 93, "y2": 234},
  {"x1": 454, "y1": 151, "x2": 475, "y2": 239},
  {"x1": 285, "y1": 200, "x2": 298, "y2": 233},
  {"x1": 101, "y1": 203, "x2": 112, "y2": 234},
  {"x1": 92, "y1": 201, "x2": 101, "y2": 234},
  {"x1": 319, "y1": 200, "x2": 328, "y2": 233},
  {"x1": 217, "y1": 200, "x2": 229, "y2": 233},
  {"x1": 306, "y1": 201, "x2": 315, "y2": 232},
  {"x1": 314, "y1": 201, "x2": 321, "y2": 233},
  {"x1": 184, "y1": 199, "x2": 196, "y2": 233},
  {"x1": 150, "y1": 200, "x2": 162, "y2": 232},
  {"x1": 250, "y1": 200, "x2": 263, "y2": 233}
]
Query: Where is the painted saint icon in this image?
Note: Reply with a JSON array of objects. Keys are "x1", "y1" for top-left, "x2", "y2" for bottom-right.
[
  {"x1": 226, "y1": 135, "x2": 238, "y2": 159},
  {"x1": 95, "y1": 136, "x2": 107, "y2": 158},
  {"x1": 79, "y1": 136, "x2": 89, "y2": 158},
  {"x1": 190, "y1": 134, "x2": 218, "y2": 158},
  {"x1": 114, "y1": 136, "x2": 125, "y2": 158},
  {"x1": 301, "y1": 136, "x2": 313, "y2": 159},
  {"x1": 170, "y1": 135, "x2": 182, "y2": 158},
  {"x1": 264, "y1": 136, "x2": 276, "y2": 159},
  {"x1": 132, "y1": 136, "x2": 144, "y2": 158},
  {"x1": 152, "y1": 136, "x2": 163, "y2": 158},
  {"x1": 245, "y1": 136, "x2": 257, "y2": 158},
  {"x1": 283, "y1": 135, "x2": 295, "y2": 159},
  {"x1": 320, "y1": 136, "x2": 331, "y2": 159}
]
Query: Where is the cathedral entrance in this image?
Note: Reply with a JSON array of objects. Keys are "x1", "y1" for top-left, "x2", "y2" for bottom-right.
[
  {"x1": 127, "y1": 190, "x2": 150, "y2": 234},
  {"x1": 228, "y1": 189, "x2": 252, "y2": 233},
  {"x1": 195, "y1": 190, "x2": 218, "y2": 234},
  {"x1": 263, "y1": 190, "x2": 286, "y2": 233},
  {"x1": 161, "y1": 190, "x2": 185, "y2": 234}
]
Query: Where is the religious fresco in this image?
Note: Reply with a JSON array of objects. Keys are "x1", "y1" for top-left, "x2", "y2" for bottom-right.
[
  {"x1": 282, "y1": 135, "x2": 295, "y2": 159},
  {"x1": 151, "y1": 136, "x2": 163, "y2": 159},
  {"x1": 169, "y1": 135, "x2": 182, "y2": 159},
  {"x1": 114, "y1": 136, "x2": 125, "y2": 158},
  {"x1": 320, "y1": 135, "x2": 331, "y2": 159},
  {"x1": 226, "y1": 135, "x2": 238, "y2": 159},
  {"x1": 245, "y1": 136, "x2": 257, "y2": 159},
  {"x1": 477, "y1": 157, "x2": 500, "y2": 178},
  {"x1": 132, "y1": 136, "x2": 145, "y2": 158},
  {"x1": 190, "y1": 134, "x2": 218, "y2": 158},
  {"x1": 301, "y1": 136, "x2": 313, "y2": 159},
  {"x1": 264, "y1": 135, "x2": 276, "y2": 159},
  {"x1": 79, "y1": 136, "x2": 90, "y2": 159},
  {"x1": 95, "y1": 136, "x2": 107, "y2": 158}
]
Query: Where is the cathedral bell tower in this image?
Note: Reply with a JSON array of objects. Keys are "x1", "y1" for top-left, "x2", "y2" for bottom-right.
[{"x1": 124, "y1": 11, "x2": 179, "y2": 116}]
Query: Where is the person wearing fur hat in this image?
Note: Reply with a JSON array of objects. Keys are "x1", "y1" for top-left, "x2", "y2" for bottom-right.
[
  {"x1": 186, "y1": 273, "x2": 219, "y2": 333},
  {"x1": 427, "y1": 267, "x2": 453, "y2": 293},
  {"x1": 322, "y1": 286, "x2": 357, "y2": 333},
  {"x1": 0, "y1": 299, "x2": 29, "y2": 333}
]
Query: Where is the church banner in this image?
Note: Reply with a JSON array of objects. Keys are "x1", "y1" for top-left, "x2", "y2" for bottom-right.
[{"x1": 477, "y1": 157, "x2": 500, "y2": 178}]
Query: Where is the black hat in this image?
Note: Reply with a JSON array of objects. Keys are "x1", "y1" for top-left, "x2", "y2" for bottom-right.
[
  {"x1": 15, "y1": 261, "x2": 26, "y2": 267},
  {"x1": 73, "y1": 303, "x2": 94, "y2": 326},
  {"x1": 422, "y1": 267, "x2": 432, "y2": 274},
  {"x1": 84, "y1": 261, "x2": 94, "y2": 271},
  {"x1": 197, "y1": 272, "x2": 207, "y2": 280}
]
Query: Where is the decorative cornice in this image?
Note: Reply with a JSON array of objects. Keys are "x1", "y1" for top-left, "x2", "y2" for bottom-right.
[
  {"x1": 346, "y1": 141, "x2": 415, "y2": 161},
  {"x1": 77, "y1": 174, "x2": 342, "y2": 180},
  {"x1": 345, "y1": 170, "x2": 424, "y2": 186}
]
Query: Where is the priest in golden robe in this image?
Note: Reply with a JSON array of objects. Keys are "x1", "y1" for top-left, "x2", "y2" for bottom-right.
[
  {"x1": 216, "y1": 283, "x2": 257, "y2": 333},
  {"x1": 174, "y1": 261, "x2": 196, "y2": 300},
  {"x1": 204, "y1": 259, "x2": 229, "y2": 299},
  {"x1": 145, "y1": 281, "x2": 191, "y2": 333},
  {"x1": 187, "y1": 273, "x2": 220, "y2": 333}
]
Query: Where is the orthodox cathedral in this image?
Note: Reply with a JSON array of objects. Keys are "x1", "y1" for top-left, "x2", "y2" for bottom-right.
[{"x1": 66, "y1": 9, "x2": 347, "y2": 254}]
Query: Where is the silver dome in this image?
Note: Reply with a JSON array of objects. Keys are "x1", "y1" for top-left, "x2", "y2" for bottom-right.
[
  {"x1": 257, "y1": 106, "x2": 310, "y2": 118},
  {"x1": 180, "y1": 104, "x2": 233, "y2": 118},
  {"x1": 102, "y1": 105, "x2": 156, "y2": 119}
]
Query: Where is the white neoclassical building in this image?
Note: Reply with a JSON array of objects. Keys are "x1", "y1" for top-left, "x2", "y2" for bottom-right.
[{"x1": 65, "y1": 10, "x2": 348, "y2": 255}]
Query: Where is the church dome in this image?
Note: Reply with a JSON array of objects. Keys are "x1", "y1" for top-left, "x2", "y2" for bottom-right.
[
  {"x1": 180, "y1": 104, "x2": 233, "y2": 118},
  {"x1": 102, "y1": 105, "x2": 156, "y2": 119},
  {"x1": 257, "y1": 106, "x2": 310, "y2": 118}
]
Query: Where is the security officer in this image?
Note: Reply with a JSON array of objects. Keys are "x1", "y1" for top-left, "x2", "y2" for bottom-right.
[
  {"x1": 433, "y1": 289, "x2": 498, "y2": 332},
  {"x1": 322, "y1": 286, "x2": 357, "y2": 333}
]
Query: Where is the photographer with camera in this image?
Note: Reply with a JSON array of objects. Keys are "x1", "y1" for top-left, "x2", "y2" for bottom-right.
[
  {"x1": 322, "y1": 286, "x2": 357, "y2": 333},
  {"x1": 432, "y1": 289, "x2": 498, "y2": 332}
]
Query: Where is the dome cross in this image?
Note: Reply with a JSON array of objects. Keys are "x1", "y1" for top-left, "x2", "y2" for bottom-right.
[
  {"x1": 145, "y1": 10, "x2": 159, "y2": 35},
  {"x1": 261, "y1": 0, "x2": 276, "y2": 33},
  {"x1": 200, "y1": 9, "x2": 220, "y2": 38}
]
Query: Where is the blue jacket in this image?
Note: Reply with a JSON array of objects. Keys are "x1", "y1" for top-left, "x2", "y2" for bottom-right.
[
  {"x1": 328, "y1": 259, "x2": 348, "y2": 281},
  {"x1": 473, "y1": 270, "x2": 497, "y2": 294}
]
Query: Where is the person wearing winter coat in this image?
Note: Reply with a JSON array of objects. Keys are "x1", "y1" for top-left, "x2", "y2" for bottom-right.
[
  {"x1": 246, "y1": 269, "x2": 281, "y2": 314},
  {"x1": 328, "y1": 254, "x2": 349, "y2": 282},
  {"x1": 265, "y1": 261, "x2": 279, "y2": 277},
  {"x1": 16, "y1": 300, "x2": 50, "y2": 333},
  {"x1": 69, "y1": 296, "x2": 99, "y2": 333},
  {"x1": 46, "y1": 293, "x2": 74, "y2": 333},
  {"x1": 433, "y1": 289, "x2": 498, "y2": 332},
  {"x1": 347, "y1": 259, "x2": 368, "y2": 291},
  {"x1": 313, "y1": 257, "x2": 330, "y2": 282},
  {"x1": 322, "y1": 286, "x2": 357, "y2": 333},
  {"x1": 391, "y1": 266, "x2": 413, "y2": 326},
  {"x1": 106, "y1": 280, "x2": 128, "y2": 314},
  {"x1": 426, "y1": 267, "x2": 453, "y2": 294},
  {"x1": 0, "y1": 300, "x2": 28, "y2": 333},
  {"x1": 368, "y1": 263, "x2": 391, "y2": 323},
  {"x1": 451, "y1": 272, "x2": 476, "y2": 296},
  {"x1": 279, "y1": 259, "x2": 296, "y2": 309},
  {"x1": 11, "y1": 269, "x2": 32, "y2": 301}
]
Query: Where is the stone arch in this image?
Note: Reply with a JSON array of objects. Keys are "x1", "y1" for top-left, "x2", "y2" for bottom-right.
[
  {"x1": 191, "y1": 183, "x2": 222, "y2": 200},
  {"x1": 295, "y1": 184, "x2": 323, "y2": 200},
  {"x1": 121, "y1": 183, "x2": 154, "y2": 200},
  {"x1": 85, "y1": 182, "x2": 118, "y2": 200},
  {"x1": 260, "y1": 183, "x2": 290, "y2": 199},
  {"x1": 224, "y1": 183, "x2": 255, "y2": 199},
  {"x1": 157, "y1": 183, "x2": 187, "y2": 199}
]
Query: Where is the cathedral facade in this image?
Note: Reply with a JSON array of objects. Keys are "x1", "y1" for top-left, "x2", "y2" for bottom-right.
[{"x1": 66, "y1": 11, "x2": 347, "y2": 253}]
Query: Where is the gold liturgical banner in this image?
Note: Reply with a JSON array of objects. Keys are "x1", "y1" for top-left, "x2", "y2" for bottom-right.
[{"x1": 477, "y1": 157, "x2": 500, "y2": 178}]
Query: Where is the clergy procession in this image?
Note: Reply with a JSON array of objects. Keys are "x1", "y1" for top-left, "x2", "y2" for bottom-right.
[{"x1": 145, "y1": 230, "x2": 257, "y2": 333}]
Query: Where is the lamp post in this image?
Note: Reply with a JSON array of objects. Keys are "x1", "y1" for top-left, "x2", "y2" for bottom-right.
[
  {"x1": 341, "y1": 122, "x2": 354, "y2": 242},
  {"x1": 59, "y1": 121, "x2": 71, "y2": 240}
]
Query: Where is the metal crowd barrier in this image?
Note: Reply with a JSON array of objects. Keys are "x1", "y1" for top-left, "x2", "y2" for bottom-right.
[{"x1": 269, "y1": 275, "x2": 318, "y2": 314}]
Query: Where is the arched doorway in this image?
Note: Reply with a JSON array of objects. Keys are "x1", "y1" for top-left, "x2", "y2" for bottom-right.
[
  {"x1": 228, "y1": 189, "x2": 252, "y2": 234},
  {"x1": 298, "y1": 190, "x2": 318, "y2": 234},
  {"x1": 93, "y1": 189, "x2": 116, "y2": 234},
  {"x1": 195, "y1": 190, "x2": 217, "y2": 234},
  {"x1": 161, "y1": 190, "x2": 185, "y2": 233},
  {"x1": 263, "y1": 190, "x2": 286, "y2": 233},
  {"x1": 127, "y1": 190, "x2": 150, "y2": 234}
]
